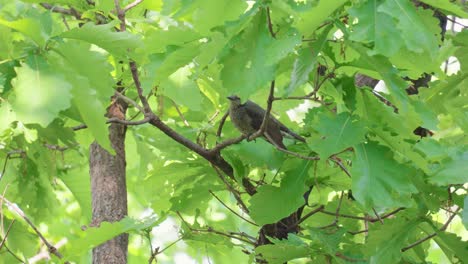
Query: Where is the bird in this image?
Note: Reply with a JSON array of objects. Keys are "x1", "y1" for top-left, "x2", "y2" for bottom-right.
[{"x1": 227, "y1": 95, "x2": 306, "y2": 149}]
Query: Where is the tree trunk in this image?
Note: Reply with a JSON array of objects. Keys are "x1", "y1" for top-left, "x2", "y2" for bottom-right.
[{"x1": 90, "y1": 119, "x2": 128, "y2": 264}]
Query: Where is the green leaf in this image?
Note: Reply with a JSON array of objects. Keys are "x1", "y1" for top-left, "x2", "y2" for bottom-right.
[
  {"x1": 160, "y1": 65, "x2": 204, "y2": 111},
  {"x1": 220, "y1": 10, "x2": 276, "y2": 98},
  {"x1": 433, "y1": 231, "x2": 468, "y2": 263},
  {"x1": 11, "y1": 55, "x2": 72, "y2": 127},
  {"x1": 249, "y1": 160, "x2": 311, "y2": 225},
  {"x1": 61, "y1": 22, "x2": 142, "y2": 57},
  {"x1": 349, "y1": 0, "x2": 403, "y2": 56},
  {"x1": 429, "y1": 150, "x2": 468, "y2": 185},
  {"x1": 306, "y1": 112, "x2": 366, "y2": 159},
  {"x1": 348, "y1": 44, "x2": 411, "y2": 113},
  {"x1": 378, "y1": 0, "x2": 440, "y2": 58},
  {"x1": 366, "y1": 217, "x2": 421, "y2": 264},
  {"x1": 284, "y1": 25, "x2": 331, "y2": 96},
  {"x1": 294, "y1": 0, "x2": 347, "y2": 36},
  {"x1": 418, "y1": 0, "x2": 468, "y2": 18},
  {"x1": 419, "y1": 73, "x2": 468, "y2": 133},
  {"x1": 0, "y1": 17, "x2": 49, "y2": 47},
  {"x1": 192, "y1": 0, "x2": 247, "y2": 34},
  {"x1": 66, "y1": 216, "x2": 163, "y2": 259},
  {"x1": 256, "y1": 235, "x2": 309, "y2": 264},
  {"x1": 463, "y1": 196, "x2": 468, "y2": 230},
  {"x1": 351, "y1": 142, "x2": 418, "y2": 209},
  {"x1": 50, "y1": 41, "x2": 114, "y2": 153},
  {"x1": 453, "y1": 30, "x2": 468, "y2": 72}
]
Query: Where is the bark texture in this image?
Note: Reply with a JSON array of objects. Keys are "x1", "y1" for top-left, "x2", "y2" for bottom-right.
[{"x1": 90, "y1": 120, "x2": 128, "y2": 264}]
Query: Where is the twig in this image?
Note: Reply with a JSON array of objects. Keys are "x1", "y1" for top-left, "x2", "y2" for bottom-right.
[
  {"x1": 0, "y1": 196, "x2": 68, "y2": 262},
  {"x1": 211, "y1": 135, "x2": 247, "y2": 154},
  {"x1": 335, "y1": 252, "x2": 366, "y2": 262},
  {"x1": 209, "y1": 190, "x2": 257, "y2": 226},
  {"x1": 249, "y1": 81, "x2": 276, "y2": 141},
  {"x1": 157, "y1": 237, "x2": 183, "y2": 255},
  {"x1": 289, "y1": 205, "x2": 324, "y2": 230},
  {"x1": 114, "y1": 91, "x2": 145, "y2": 113},
  {"x1": 401, "y1": 206, "x2": 461, "y2": 252},
  {"x1": 107, "y1": 117, "x2": 150, "y2": 125},
  {"x1": 123, "y1": 0, "x2": 143, "y2": 12},
  {"x1": 1, "y1": 151, "x2": 25, "y2": 183},
  {"x1": 171, "y1": 100, "x2": 190, "y2": 127},
  {"x1": 274, "y1": 147, "x2": 320, "y2": 161},
  {"x1": 372, "y1": 208, "x2": 384, "y2": 224},
  {"x1": 3, "y1": 243, "x2": 25, "y2": 263},
  {"x1": 348, "y1": 229, "x2": 368, "y2": 235},
  {"x1": 216, "y1": 111, "x2": 229, "y2": 138},
  {"x1": 319, "y1": 207, "x2": 405, "y2": 223},
  {"x1": 320, "y1": 191, "x2": 344, "y2": 229},
  {"x1": 211, "y1": 167, "x2": 249, "y2": 213},
  {"x1": 40, "y1": 3, "x2": 82, "y2": 19},
  {"x1": 446, "y1": 16, "x2": 467, "y2": 28},
  {"x1": 177, "y1": 212, "x2": 254, "y2": 245},
  {"x1": 0, "y1": 219, "x2": 15, "y2": 250},
  {"x1": 129, "y1": 61, "x2": 153, "y2": 115},
  {"x1": 266, "y1": 7, "x2": 276, "y2": 38},
  {"x1": 330, "y1": 156, "x2": 351, "y2": 177},
  {"x1": 71, "y1": 124, "x2": 87, "y2": 131}
]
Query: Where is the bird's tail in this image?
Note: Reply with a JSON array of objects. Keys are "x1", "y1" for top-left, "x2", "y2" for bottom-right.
[{"x1": 281, "y1": 129, "x2": 306, "y2": 142}]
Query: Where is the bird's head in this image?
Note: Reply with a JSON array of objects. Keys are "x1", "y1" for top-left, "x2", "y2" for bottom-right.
[{"x1": 227, "y1": 95, "x2": 242, "y2": 108}]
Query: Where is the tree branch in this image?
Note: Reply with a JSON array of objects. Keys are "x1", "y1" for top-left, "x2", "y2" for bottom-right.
[
  {"x1": 0, "y1": 196, "x2": 68, "y2": 262},
  {"x1": 0, "y1": 219, "x2": 15, "y2": 251},
  {"x1": 209, "y1": 190, "x2": 257, "y2": 226},
  {"x1": 40, "y1": 3, "x2": 82, "y2": 19},
  {"x1": 177, "y1": 212, "x2": 255, "y2": 245},
  {"x1": 266, "y1": 7, "x2": 276, "y2": 38},
  {"x1": 401, "y1": 207, "x2": 461, "y2": 252},
  {"x1": 123, "y1": 0, "x2": 143, "y2": 13}
]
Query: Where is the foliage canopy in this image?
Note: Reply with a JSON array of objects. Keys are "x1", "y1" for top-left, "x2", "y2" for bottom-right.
[{"x1": 0, "y1": 0, "x2": 467, "y2": 263}]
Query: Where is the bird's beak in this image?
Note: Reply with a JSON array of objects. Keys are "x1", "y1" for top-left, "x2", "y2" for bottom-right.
[{"x1": 227, "y1": 95, "x2": 236, "y2": 101}]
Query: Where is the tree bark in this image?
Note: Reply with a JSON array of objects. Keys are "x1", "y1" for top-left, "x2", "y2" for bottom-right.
[{"x1": 90, "y1": 119, "x2": 128, "y2": 264}]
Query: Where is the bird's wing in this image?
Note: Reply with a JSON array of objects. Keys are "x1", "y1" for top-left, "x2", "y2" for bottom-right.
[
  {"x1": 243, "y1": 101, "x2": 266, "y2": 130},
  {"x1": 245, "y1": 101, "x2": 306, "y2": 142}
]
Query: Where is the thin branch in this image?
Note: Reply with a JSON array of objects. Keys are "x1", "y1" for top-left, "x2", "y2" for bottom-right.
[
  {"x1": 157, "y1": 237, "x2": 183, "y2": 255},
  {"x1": 335, "y1": 252, "x2": 366, "y2": 262},
  {"x1": 266, "y1": 7, "x2": 276, "y2": 38},
  {"x1": 0, "y1": 219, "x2": 15, "y2": 250},
  {"x1": 211, "y1": 167, "x2": 249, "y2": 213},
  {"x1": 0, "y1": 196, "x2": 68, "y2": 262},
  {"x1": 209, "y1": 190, "x2": 257, "y2": 226},
  {"x1": 177, "y1": 212, "x2": 255, "y2": 245},
  {"x1": 71, "y1": 124, "x2": 87, "y2": 131},
  {"x1": 320, "y1": 191, "x2": 344, "y2": 229},
  {"x1": 123, "y1": 0, "x2": 143, "y2": 12},
  {"x1": 290, "y1": 205, "x2": 325, "y2": 230},
  {"x1": 446, "y1": 16, "x2": 467, "y2": 28},
  {"x1": 211, "y1": 135, "x2": 247, "y2": 154},
  {"x1": 330, "y1": 156, "x2": 351, "y2": 177},
  {"x1": 249, "y1": 81, "x2": 276, "y2": 141},
  {"x1": 3, "y1": 243, "x2": 25, "y2": 263},
  {"x1": 401, "y1": 206, "x2": 461, "y2": 252},
  {"x1": 130, "y1": 61, "x2": 153, "y2": 115},
  {"x1": 274, "y1": 147, "x2": 320, "y2": 161},
  {"x1": 171, "y1": 100, "x2": 190, "y2": 127},
  {"x1": 372, "y1": 208, "x2": 384, "y2": 224},
  {"x1": 275, "y1": 71, "x2": 335, "y2": 102},
  {"x1": 107, "y1": 117, "x2": 150, "y2": 125},
  {"x1": 216, "y1": 111, "x2": 229, "y2": 138},
  {"x1": 40, "y1": 3, "x2": 81, "y2": 19},
  {"x1": 114, "y1": 91, "x2": 145, "y2": 113},
  {"x1": 319, "y1": 207, "x2": 405, "y2": 223}
]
